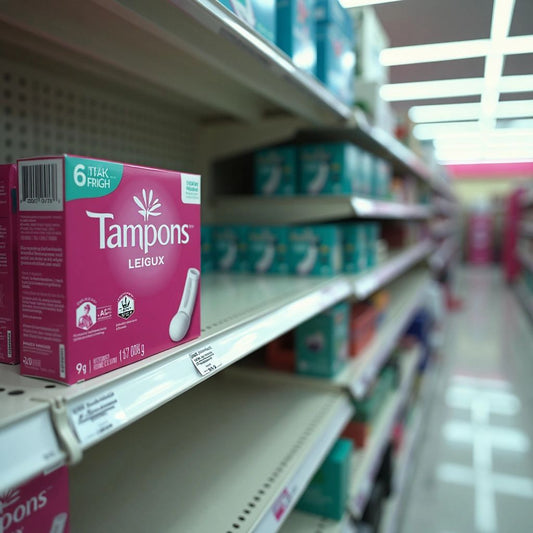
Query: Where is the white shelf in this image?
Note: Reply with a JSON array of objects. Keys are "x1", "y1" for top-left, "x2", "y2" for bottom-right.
[
  {"x1": 520, "y1": 221, "x2": 533, "y2": 238},
  {"x1": 336, "y1": 270, "x2": 429, "y2": 399},
  {"x1": 0, "y1": 273, "x2": 351, "y2": 493},
  {"x1": 518, "y1": 244, "x2": 533, "y2": 273},
  {"x1": 281, "y1": 511, "x2": 356, "y2": 533},
  {"x1": 213, "y1": 196, "x2": 432, "y2": 225},
  {"x1": 348, "y1": 347, "x2": 420, "y2": 520},
  {"x1": 69, "y1": 370, "x2": 353, "y2": 533},
  {"x1": 351, "y1": 241, "x2": 433, "y2": 300},
  {"x1": 0, "y1": 0, "x2": 351, "y2": 125}
]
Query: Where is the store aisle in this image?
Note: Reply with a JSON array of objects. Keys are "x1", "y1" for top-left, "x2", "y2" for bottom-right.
[{"x1": 399, "y1": 268, "x2": 533, "y2": 533}]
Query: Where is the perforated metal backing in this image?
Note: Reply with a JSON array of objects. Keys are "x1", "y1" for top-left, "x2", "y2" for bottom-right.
[{"x1": 1, "y1": 56, "x2": 199, "y2": 171}]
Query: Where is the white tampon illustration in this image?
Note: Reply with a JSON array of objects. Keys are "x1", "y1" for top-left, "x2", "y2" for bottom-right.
[
  {"x1": 307, "y1": 162, "x2": 329, "y2": 194},
  {"x1": 297, "y1": 244, "x2": 318, "y2": 275},
  {"x1": 255, "y1": 243, "x2": 276, "y2": 273},
  {"x1": 219, "y1": 241, "x2": 238, "y2": 270},
  {"x1": 262, "y1": 166, "x2": 282, "y2": 195},
  {"x1": 50, "y1": 513, "x2": 68, "y2": 533},
  {"x1": 169, "y1": 268, "x2": 200, "y2": 342}
]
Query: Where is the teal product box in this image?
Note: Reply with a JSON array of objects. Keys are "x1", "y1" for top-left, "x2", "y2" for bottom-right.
[
  {"x1": 297, "y1": 438, "x2": 353, "y2": 519},
  {"x1": 315, "y1": 0, "x2": 356, "y2": 105},
  {"x1": 295, "y1": 301, "x2": 349, "y2": 377},
  {"x1": 373, "y1": 158, "x2": 392, "y2": 199},
  {"x1": 276, "y1": 0, "x2": 316, "y2": 75},
  {"x1": 201, "y1": 226, "x2": 214, "y2": 274},
  {"x1": 342, "y1": 224, "x2": 368, "y2": 274},
  {"x1": 288, "y1": 225, "x2": 342, "y2": 276},
  {"x1": 254, "y1": 146, "x2": 297, "y2": 196},
  {"x1": 248, "y1": 226, "x2": 289, "y2": 274},
  {"x1": 213, "y1": 226, "x2": 249, "y2": 272},
  {"x1": 365, "y1": 222, "x2": 379, "y2": 243},
  {"x1": 360, "y1": 150, "x2": 374, "y2": 197},
  {"x1": 216, "y1": 0, "x2": 276, "y2": 43},
  {"x1": 367, "y1": 241, "x2": 378, "y2": 268},
  {"x1": 299, "y1": 143, "x2": 358, "y2": 195}
]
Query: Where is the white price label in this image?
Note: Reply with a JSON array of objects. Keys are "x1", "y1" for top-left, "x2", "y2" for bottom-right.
[
  {"x1": 190, "y1": 345, "x2": 218, "y2": 376},
  {"x1": 69, "y1": 390, "x2": 127, "y2": 446}
]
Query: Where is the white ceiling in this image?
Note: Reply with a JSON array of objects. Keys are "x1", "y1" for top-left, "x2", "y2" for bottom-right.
[{"x1": 373, "y1": 0, "x2": 533, "y2": 162}]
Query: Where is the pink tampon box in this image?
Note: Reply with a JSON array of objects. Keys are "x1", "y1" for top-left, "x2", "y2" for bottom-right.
[{"x1": 17, "y1": 155, "x2": 201, "y2": 384}]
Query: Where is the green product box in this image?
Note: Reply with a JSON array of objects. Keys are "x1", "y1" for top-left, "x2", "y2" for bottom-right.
[
  {"x1": 254, "y1": 146, "x2": 297, "y2": 196},
  {"x1": 201, "y1": 226, "x2": 214, "y2": 274},
  {"x1": 213, "y1": 226, "x2": 249, "y2": 272},
  {"x1": 296, "y1": 438, "x2": 353, "y2": 520},
  {"x1": 288, "y1": 225, "x2": 342, "y2": 276},
  {"x1": 247, "y1": 226, "x2": 289, "y2": 274},
  {"x1": 342, "y1": 224, "x2": 368, "y2": 274},
  {"x1": 299, "y1": 143, "x2": 358, "y2": 195},
  {"x1": 295, "y1": 301, "x2": 349, "y2": 377},
  {"x1": 353, "y1": 375, "x2": 389, "y2": 422}
]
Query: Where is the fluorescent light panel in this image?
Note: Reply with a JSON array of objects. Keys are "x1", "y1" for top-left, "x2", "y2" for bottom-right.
[
  {"x1": 381, "y1": 75, "x2": 533, "y2": 101},
  {"x1": 409, "y1": 100, "x2": 533, "y2": 123},
  {"x1": 380, "y1": 35, "x2": 533, "y2": 66}
]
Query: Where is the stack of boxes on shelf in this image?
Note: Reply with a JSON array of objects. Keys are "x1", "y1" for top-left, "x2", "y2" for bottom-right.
[
  {"x1": 264, "y1": 287, "x2": 388, "y2": 377},
  {"x1": 1, "y1": 156, "x2": 202, "y2": 386},
  {"x1": 216, "y1": 0, "x2": 356, "y2": 105},
  {"x1": 202, "y1": 222, "x2": 381, "y2": 276},
  {"x1": 253, "y1": 143, "x2": 392, "y2": 199}
]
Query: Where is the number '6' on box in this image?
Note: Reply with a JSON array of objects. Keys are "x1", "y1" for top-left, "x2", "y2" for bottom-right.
[{"x1": 18, "y1": 155, "x2": 201, "y2": 384}]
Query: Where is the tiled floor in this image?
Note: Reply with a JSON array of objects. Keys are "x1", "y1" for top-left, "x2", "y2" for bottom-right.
[{"x1": 400, "y1": 267, "x2": 533, "y2": 533}]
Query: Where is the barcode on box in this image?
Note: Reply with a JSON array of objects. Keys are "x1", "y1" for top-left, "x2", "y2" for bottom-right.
[
  {"x1": 18, "y1": 159, "x2": 64, "y2": 211},
  {"x1": 59, "y1": 344, "x2": 66, "y2": 378},
  {"x1": 7, "y1": 330, "x2": 12, "y2": 359}
]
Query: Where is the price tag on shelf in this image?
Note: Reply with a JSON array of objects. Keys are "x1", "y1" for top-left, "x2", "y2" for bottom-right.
[
  {"x1": 190, "y1": 345, "x2": 218, "y2": 376},
  {"x1": 68, "y1": 390, "x2": 127, "y2": 446}
]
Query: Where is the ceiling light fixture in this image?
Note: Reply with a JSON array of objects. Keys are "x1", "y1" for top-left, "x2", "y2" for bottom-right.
[
  {"x1": 380, "y1": 35, "x2": 533, "y2": 67},
  {"x1": 380, "y1": 74, "x2": 533, "y2": 102},
  {"x1": 409, "y1": 100, "x2": 533, "y2": 123}
]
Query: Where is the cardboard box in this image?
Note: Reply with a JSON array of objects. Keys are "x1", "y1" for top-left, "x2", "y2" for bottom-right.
[
  {"x1": 295, "y1": 301, "x2": 349, "y2": 377},
  {"x1": 213, "y1": 225, "x2": 249, "y2": 272},
  {"x1": 315, "y1": 0, "x2": 356, "y2": 105},
  {"x1": 0, "y1": 164, "x2": 18, "y2": 364},
  {"x1": 248, "y1": 226, "x2": 289, "y2": 274},
  {"x1": 18, "y1": 155, "x2": 201, "y2": 384},
  {"x1": 288, "y1": 225, "x2": 342, "y2": 276},
  {"x1": 216, "y1": 0, "x2": 276, "y2": 43},
  {"x1": 276, "y1": 0, "x2": 316, "y2": 75},
  {"x1": 299, "y1": 143, "x2": 358, "y2": 195},
  {"x1": 0, "y1": 466, "x2": 69, "y2": 533},
  {"x1": 296, "y1": 438, "x2": 353, "y2": 519},
  {"x1": 254, "y1": 146, "x2": 297, "y2": 196}
]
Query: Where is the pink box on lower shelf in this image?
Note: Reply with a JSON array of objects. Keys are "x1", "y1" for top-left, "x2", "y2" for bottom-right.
[
  {"x1": 1, "y1": 466, "x2": 70, "y2": 533},
  {"x1": 17, "y1": 155, "x2": 201, "y2": 384},
  {"x1": 0, "y1": 164, "x2": 19, "y2": 364}
]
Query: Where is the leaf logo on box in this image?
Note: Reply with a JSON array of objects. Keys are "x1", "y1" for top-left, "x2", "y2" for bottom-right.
[
  {"x1": 0, "y1": 489, "x2": 20, "y2": 513},
  {"x1": 133, "y1": 189, "x2": 161, "y2": 222},
  {"x1": 0, "y1": 488, "x2": 47, "y2": 530}
]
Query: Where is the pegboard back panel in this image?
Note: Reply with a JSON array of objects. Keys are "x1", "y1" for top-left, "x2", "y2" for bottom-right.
[{"x1": 1, "y1": 56, "x2": 200, "y2": 172}]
